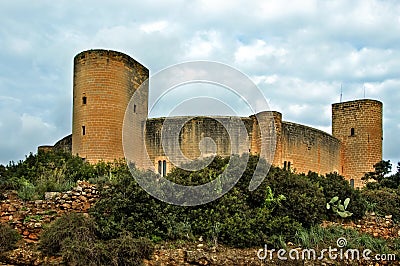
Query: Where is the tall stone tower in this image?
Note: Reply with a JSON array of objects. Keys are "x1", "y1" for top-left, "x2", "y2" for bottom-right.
[
  {"x1": 332, "y1": 99, "x2": 383, "y2": 187},
  {"x1": 72, "y1": 49, "x2": 149, "y2": 163}
]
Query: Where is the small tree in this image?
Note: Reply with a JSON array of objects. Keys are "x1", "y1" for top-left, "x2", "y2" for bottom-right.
[
  {"x1": 363, "y1": 160, "x2": 400, "y2": 189},
  {"x1": 362, "y1": 160, "x2": 392, "y2": 183}
]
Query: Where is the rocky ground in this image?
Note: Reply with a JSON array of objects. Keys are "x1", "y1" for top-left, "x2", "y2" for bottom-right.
[{"x1": 1, "y1": 213, "x2": 399, "y2": 266}]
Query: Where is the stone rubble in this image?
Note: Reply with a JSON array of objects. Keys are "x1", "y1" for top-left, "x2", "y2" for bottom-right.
[{"x1": 0, "y1": 181, "x2": 99, "y2": 242}]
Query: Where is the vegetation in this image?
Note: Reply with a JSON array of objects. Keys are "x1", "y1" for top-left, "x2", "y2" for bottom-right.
[
  {"x1": 2, "y1": 151, "x2": 400, "y2": 263},
  {"x1": 362, "y1": 160, "x2": 400, "y2": 190},
  {"x1": 0, "y1": 224, "x2": 21, "y2": 253},
  {"x1": 361, "y1": 160, "x2": 400, "y2": 221},
  {"x1": 295, "y1": 225, "x2": 399, "y2": 257},
  {"x1": 39, "y1": 213, "x2": 154, "y2": 266},
  {"x1": 0, "y1": 149, "x2": 126, "y2": 200},
  {"x1": 326, "y1": 196, "x2": 353, "y2": 218}
]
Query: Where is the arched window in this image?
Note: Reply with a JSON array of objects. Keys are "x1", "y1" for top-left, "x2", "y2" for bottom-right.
[
  {"x1": 163, "y1": 160, "x2": 167, "y2": 176},
  {"x1": 158, "y1": 160, "x2": 162, "y2": 175},
  {"x1": 350, "y1": 179, "x2": 355, "y2": 188},
  {"x1": 350, "y1": 128, "x2": 355, "y2": 136}
]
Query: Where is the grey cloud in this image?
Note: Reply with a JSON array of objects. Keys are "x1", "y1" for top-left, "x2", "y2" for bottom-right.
[{"x1": 0, "y1": 0, "x2": 399, "y2": 166}]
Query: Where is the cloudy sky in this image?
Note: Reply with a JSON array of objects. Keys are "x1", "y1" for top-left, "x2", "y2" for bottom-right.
[{"x1": 1, "y1": 0, "x2": 400, "y2": 169}]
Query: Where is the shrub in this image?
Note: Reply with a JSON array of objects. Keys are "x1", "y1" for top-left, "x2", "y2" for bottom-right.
[
  {"x1": 61, "y1": 233, "x2": 153, "y2": 266},
  {"x1": 60, "y1": 238, "x2": 110, "y2": 266},
  {"x1": 108, "y1": 234, "x2": 154, "y2": 266},
  {"x1": 40, "y1": 213, "x2": 154, "y2": 265},
  {"x1": 39, "y1": 213, "x2": 98, "y2": 255},
  {"x1": 266, "y1": 167, "x2": 326, "y2": 227},
  {"x1": 0, "y1": 224, "x2": 21, "y2": 252},
  {"x1": 91, "y1": 155, "x2": 307, "y2": 248},
  {"x1": 307, "y1": 172, "x2": 367, "y2": 220},
  {"x1": 361, "y1": 188, "x2": 400, "y2": 222}
]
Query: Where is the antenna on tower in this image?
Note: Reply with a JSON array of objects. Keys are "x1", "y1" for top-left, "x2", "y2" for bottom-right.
[
  {"x1": 363, "y1": 86, "x2": 366, "y2": 99},
  {"x1": 340, "y1": 84, "x2": 343, "y2": 103}
]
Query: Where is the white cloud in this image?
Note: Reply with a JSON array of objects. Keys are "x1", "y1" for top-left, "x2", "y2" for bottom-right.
[
  {"x1": 182, "y1": 30, "x2": 222, "y2": 59},
  {"x1": 140, "y1": 21, "x2": 168, "y2": 33},
  {"x1": 0, "y1": 0, "x2": 400, "y2": 166},
  {"x1": 234, "y1": 40, "x2": 287, "y2": 65}
]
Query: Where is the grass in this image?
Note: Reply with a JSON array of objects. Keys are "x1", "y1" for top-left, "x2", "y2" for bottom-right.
[{"x1": 295, "y1": 225, "x2": 397, "y2": 257}]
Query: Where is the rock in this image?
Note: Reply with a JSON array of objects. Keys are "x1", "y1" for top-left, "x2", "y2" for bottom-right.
[
  {"x1": 44, "y1": 192, "x2": 59, "y2": 200},
  {"x1": 385, "y1": 215, "x2": 392, "y2": 219},
  {"x1": 72, "y1": 201, "x2": 80, "y2": 209},
  {"x1": 62, "y1": 203, "x2": 71, "y2": 209},
  {"x1": 28, "y1": 233, "x2": 39, "y2": 240},
  {"x1": 197, "y1": 243, "x2": 204, "y2": 248},
  {"x1": 34, "y1": 223, "x2": 41, "y2": 228},
  {"x1": 78, "y1": 195, "x2": 87, "y2": 202}
]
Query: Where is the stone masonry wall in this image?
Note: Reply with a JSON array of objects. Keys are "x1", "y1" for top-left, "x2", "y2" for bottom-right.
[
  {"x1": 0, "y1": 181, "x2": 98, "y2": 242},
  {"x1": 144, "y1": 113, "x2": 342, "y2": 177},
  {"x1": 145, "y1": 116, "x2": 253, "y2": 173},
  {"x1": 280, "y1": 121, "x2": 342, "y2": 175}
]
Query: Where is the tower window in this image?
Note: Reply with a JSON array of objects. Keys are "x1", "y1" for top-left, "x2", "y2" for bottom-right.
[
  {"x1": 158, "y1": 160, "x2": 162, "y2": 175},
  {"x1": 157, "y1": 160, "x2": 167, "y2": 177},
  {"x1": 163, "y1": 160, "x2": 167, "y2": 176},
  {"x1": 82, "y1": 126, "x2": 86, "y2": 136},
  {"x1": 350, "y1": 128, "x2": 355, "y2": 136},
  {"x1": 134, "y1": 104, "x2": 136, "y2": 113},
  {"x1": 350, "y1": 179, "x2": 355, "y2": 188},
  {"x1": 82, "y1": 96, "x2": 87, "y2": 105},
  {"x1": 283, "y1": 161, "x2": 291, "y2": 171}
]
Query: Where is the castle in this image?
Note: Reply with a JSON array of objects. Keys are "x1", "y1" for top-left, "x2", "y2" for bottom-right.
[{"x1": 40, "y1": 49, "x2": 383, "y2": 188}]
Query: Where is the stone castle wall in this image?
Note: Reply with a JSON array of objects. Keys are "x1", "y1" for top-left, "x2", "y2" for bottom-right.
[
  {"x1": 279, "y1": 121, "x2": 341, "y2": 175},
  {"x1": 143, "y1": 112, "x2": 342, "y2": 177},
  {"x1": 145, "y1": 116, "x2": 254, "y2": 173}
]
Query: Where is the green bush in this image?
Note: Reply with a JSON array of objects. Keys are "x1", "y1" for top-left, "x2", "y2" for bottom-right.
[
  {"x1": 91, "y1": 155, "x2": 307, "y2": 248},
  {"x1": 108, "y1": 234, "x2": 154, "y2": 266},
  {"x1": 307, "y1": 172, "x2": 367, "y2": 220},
  {"x1": 2, "y1": 150, "x2": 99, "y2": 199},
  {"x1": 60, "y1": 238, "x2": 110, "y2": 266},
  {"x1": 361, "y1": 188, "x2": 400, "y2": 222},
  {"x1": 39, "y1": 213, "x2": 154, "y2": 265},
  {"x1": 60, "y1": 234, "x2": 154, "y2": 266},
  {"x1": 39, "y1": 213, "x2": 98, "y2": 255},
  {"x1": 0, "y1": 224, "x2": 21, "y2": 252},
  {"x1": 266, "y1": 167, "x2": 326, "y2": 227}
]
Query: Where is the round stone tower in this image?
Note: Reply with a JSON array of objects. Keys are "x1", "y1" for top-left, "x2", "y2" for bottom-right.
[
  {"x1": 72, "y1": 49, "x2": 149, "y2": 163},
  {"x1": 332, "y1": 99, "x2": 383, "y2": 187}
]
